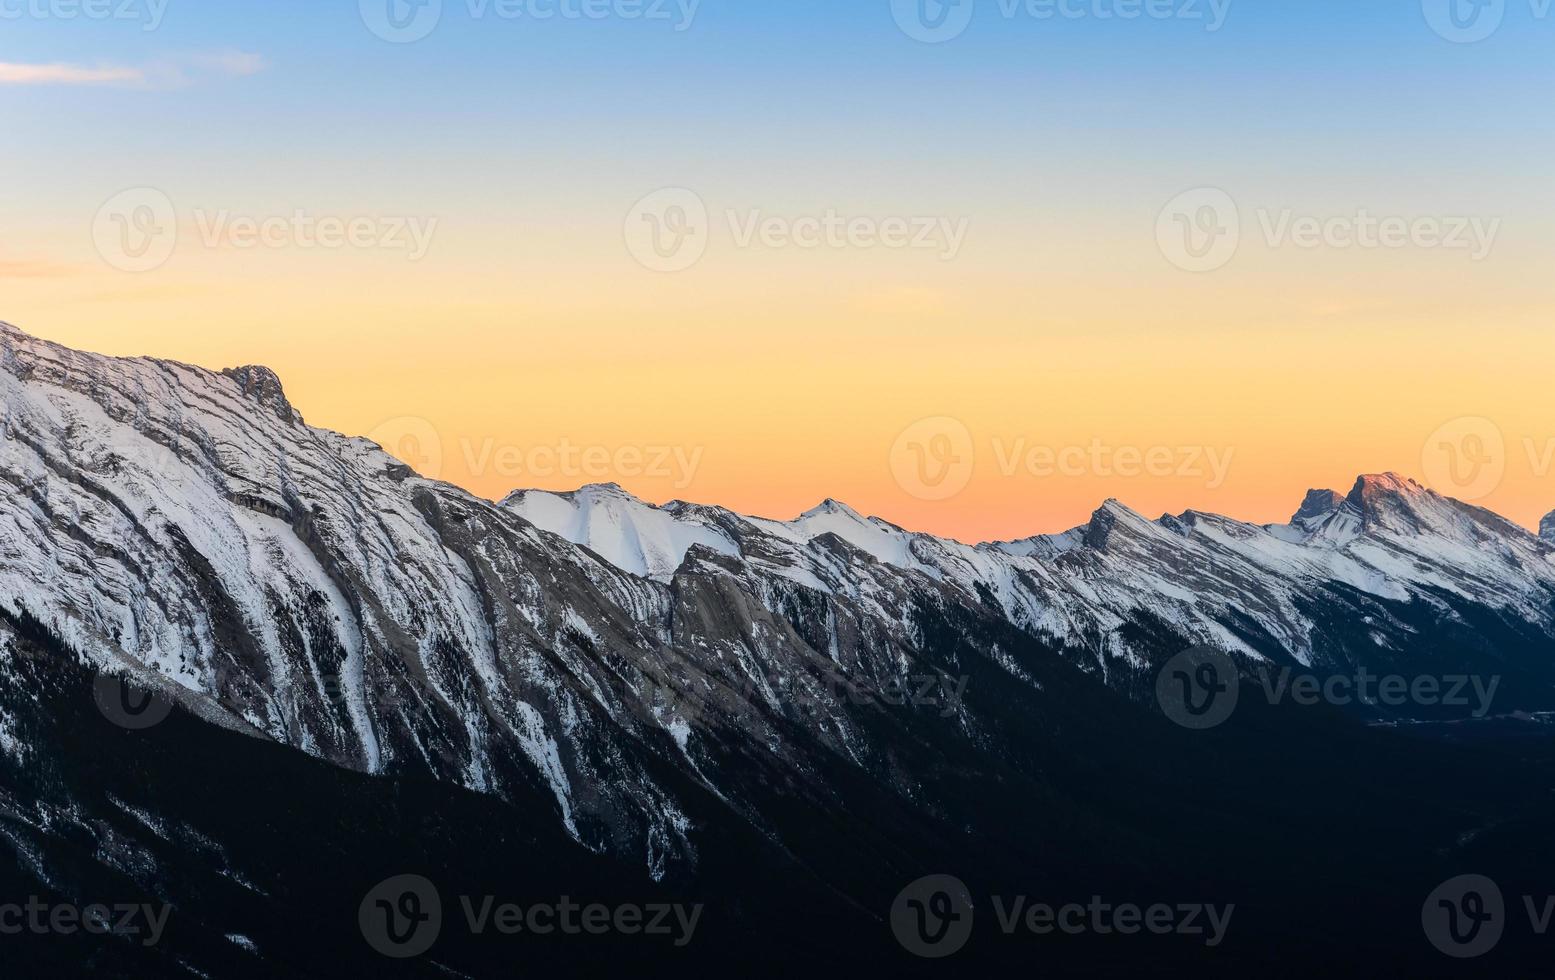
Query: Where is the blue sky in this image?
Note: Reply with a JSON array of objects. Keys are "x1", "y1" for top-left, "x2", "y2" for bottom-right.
[{"x1": 6, "y1": 1, "x2": 1552, "y2": 193}]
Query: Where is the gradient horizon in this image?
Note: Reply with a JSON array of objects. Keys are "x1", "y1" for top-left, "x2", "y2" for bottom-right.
[{"x1": 3, "y1": 0, "x2": 1552, "y2": 541}]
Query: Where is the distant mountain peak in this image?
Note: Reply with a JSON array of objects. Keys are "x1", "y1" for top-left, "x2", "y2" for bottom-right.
[
  {"x1": 220, "y1": 365, "x2": 298, "y2": 423},
  {"x1": 800, "y1": 498, "x2": 867, "y2": 521},
  {"x1": 1348, "y1": 472, "x2": 1427, "y2": 502},
  {"x1": 1083, "y1": 498, "x2": 1156, "y2": 550},
  {"x1": 1293, "y1": 488, "x2": 1347, "y2": 524},
  {"x1": 1541, "y1": 510, "x2": 1555, "y2": 543},
  {"x1": 504, "y1": 482, "x2": 641, "y2": 506},
  {"x1": 1342, "y1": 473, "x2": 1440, "y2": 530}
]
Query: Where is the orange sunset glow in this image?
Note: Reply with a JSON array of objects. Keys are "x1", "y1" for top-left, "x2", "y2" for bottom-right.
[
  {"x1": 6, "y1": 3, "x2": 1552, "y2": 543},
  {"x1": 7, "y1": 231, "x2": 1551, "y2": 544}
]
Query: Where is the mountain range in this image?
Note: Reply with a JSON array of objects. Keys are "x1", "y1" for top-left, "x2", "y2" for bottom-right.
[{"x1": 2, "y1": 320, "x2": 1553, "y2": 977}]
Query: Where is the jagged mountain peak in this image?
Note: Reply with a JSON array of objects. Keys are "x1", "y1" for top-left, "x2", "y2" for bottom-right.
[
  {"x1": 0, "y1": 319, "x2": 35, "y2": 342},
  {"x1": 1094, "y1": 497, "x2": 1156, "y2": 524},
  {"x1": 0, "y1": 320, "x2": 302, "y2": 428},
  {"x1": 1081, "y1": 498, "x2": 1160, "y2": 550},
  {"x1": 219, "y1": 364, "x2": 298, "y2": 423},
  {"x1": 1293, "y1": 488, "x2": 1347, "y2": 524},
  {"x1": 1541, "y1": 510, "x2": 1555, "y2": 542},
  {"x1": 1348, "y1": 472, "x2": 1429, "y2": 504},
  {"x1": 777, "y1": 498, "x2": 928, "y2": 568},
  {"x1": 1339, "y1": 473, "x2": 1452, "y2": 535},
  {"x1": 1341, "y1": 471, "x2": 1518, "y2": 537},
  {"x1": 800, "y1": 498, "x2": 868, "y2": 521}
]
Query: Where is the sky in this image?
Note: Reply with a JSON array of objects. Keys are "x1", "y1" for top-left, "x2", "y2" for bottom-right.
[{"x1": 2, "y1": 0, "x2": 1553, "y2": 542}]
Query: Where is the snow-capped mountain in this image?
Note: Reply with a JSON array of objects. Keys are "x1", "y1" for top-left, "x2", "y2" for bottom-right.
[
  {"x1": 5, "y1": 321, "x2": 1555, "y2": 975},
  {"x1": 1543, "y1": 509, "x2": 1555, "y2": 543},
  {"x1": 4, "y1": 320, "x2": 1555, "y2": 879},
  {"x1": 502, "y1": 483, "x2": 740, "y2": 582},
  {"x1": 509, "y1": 469, "x2": 1555, "y2": 677}
]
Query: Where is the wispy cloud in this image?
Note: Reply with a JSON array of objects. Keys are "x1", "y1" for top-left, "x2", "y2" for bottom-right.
[
  {"x1": 0, "y1": 62, "x2": 145, "y2": 86},
  {"x1": 0, "y1": 51, "x2": 267, "y2": 88}
]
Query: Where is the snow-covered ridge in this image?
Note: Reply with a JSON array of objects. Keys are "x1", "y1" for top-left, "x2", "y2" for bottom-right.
[
  {"x1": 501, "y1": 483, "x2": 739, "y2": 581},
  {"x1": 4, "y1": 319, "x2": 1555, "y2": 876},
  {"x1": 506, "y1": 470, "x2": 1555, "y2": 596},
  {"x1": 507, "y1": 466, "x2": 1555, "y2": 669},
  {"x1": 500, "y1": 490, "x2": 939, "y2": 584},
  {"x1": 509, "y1": 470, "x2": 1555, "y2": 598},
  {"x1": 0, "y1": 321, "x2": 697, "y2": 865}
]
